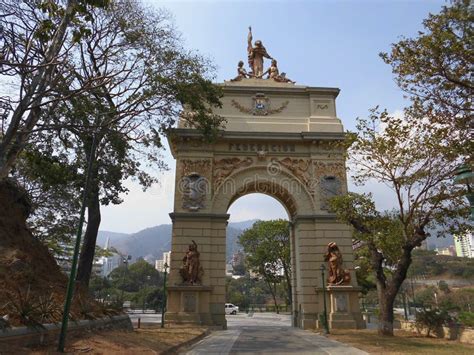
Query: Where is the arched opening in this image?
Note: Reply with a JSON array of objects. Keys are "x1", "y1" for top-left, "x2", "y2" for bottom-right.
[{"x1": 225, "y1": 193, "x2": 294, "y2": 323}]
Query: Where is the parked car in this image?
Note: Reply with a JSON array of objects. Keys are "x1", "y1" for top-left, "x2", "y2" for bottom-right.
[{"x1": 225, "y1": 303, "x2": 239, "y2": 315}]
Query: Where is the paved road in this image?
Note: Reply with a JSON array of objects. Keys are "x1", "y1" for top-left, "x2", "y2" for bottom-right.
[{"x1": 183, "y1": 313, "x2": 367, "y2": 355}]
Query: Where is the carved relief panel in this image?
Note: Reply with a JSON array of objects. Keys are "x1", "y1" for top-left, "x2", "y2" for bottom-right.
[
  {"x1": 178, "y1": 159, "x2": 212, "y2": 211},
  {"x1": 213, "y1": 157, "x2": 254, "y2": 190},
  {"x1": 313, "y1": 161, "x2": 346, "y2": 210},
  {"x1": 310, "y1": 98, "x2": 336, "y2": 117}
]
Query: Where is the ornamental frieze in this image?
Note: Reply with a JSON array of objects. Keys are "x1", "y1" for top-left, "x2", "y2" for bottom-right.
[
  {"x1": 180, "y1": 159, "x2": 212, "y2": 177},
  {"x1": 269, "y1": 157, "x2": 314, "y2": 195},
  {"x1": 313, "y1": 161, "x2": 346, "y2": 181},
  {"x1": 213, "y1": 157, "x2": 254, "y2": 188}
]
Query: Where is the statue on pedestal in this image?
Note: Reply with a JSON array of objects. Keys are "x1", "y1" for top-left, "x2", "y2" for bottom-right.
[
  {"x1": 324, "y1": 242, "x2": 351, "y2": 285},
  {"x1": 180, "y1": 240, "x2": 204, "y2": 285}
]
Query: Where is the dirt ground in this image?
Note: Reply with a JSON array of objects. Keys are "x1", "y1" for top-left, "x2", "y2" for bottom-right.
[
  {"x1": 327, "y1": 329, "x2": 474, "y2": 355},
  {"x1": 1, "y1": 325, "x2": 208, "y2": 354}
]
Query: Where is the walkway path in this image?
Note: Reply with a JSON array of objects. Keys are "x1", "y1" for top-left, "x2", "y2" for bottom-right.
[{"x1": 183, "y1": 313, "x2": 367, "y2": 355}]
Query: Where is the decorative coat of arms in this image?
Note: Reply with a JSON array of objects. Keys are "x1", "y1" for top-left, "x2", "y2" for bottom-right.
[
  {"x1": 231, "y1": 93, "x2": 289, "y2": 116},
  {"x1": 181, "y1": 173, "x2": 208, "y2": 211}
]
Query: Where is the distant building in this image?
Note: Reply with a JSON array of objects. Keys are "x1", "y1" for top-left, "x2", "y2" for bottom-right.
[
  {"x1": 155, "y1": 251, "x2": 171, "y2": 272},
  {"x1": 454, "y1": 232, "x2": 474, "y2": 258},
  {"x1": 155, "y1": 259, "x2": 164, "y2": 271},
  {"x1": 435, "y1": 245, "x2": 456, "y2": 256},
  {"x1": 96, "y1": 237, "x2": 124, "y2": 277},
  {"x1": 226, "y1": 263, "x2": 233, "y2": 276}
]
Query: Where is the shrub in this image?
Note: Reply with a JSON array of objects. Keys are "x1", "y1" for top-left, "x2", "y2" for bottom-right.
[
  {"x1": 415, "y1": 308, "x2": 452, "y2": 337},
  {"x1": 458, "y1": 312, "x2": 474, "y2": 327}
]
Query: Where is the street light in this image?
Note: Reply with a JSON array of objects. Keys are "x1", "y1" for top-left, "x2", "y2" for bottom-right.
[
  {"x1": 320, "y1": 264, "x2": 330, "y2": 334},
  {"x1": 454, "y1": 164, "x2": 474, "y2": 220},
  {"x1": 58, "y1": 134, "x2": 97, "y2": 353},
  {"x1": 120, "y1": 255, "x2": 131, "y2": 305},
  {"x1": 161, "y1": 262, "x2": 169, "y2": 328}
]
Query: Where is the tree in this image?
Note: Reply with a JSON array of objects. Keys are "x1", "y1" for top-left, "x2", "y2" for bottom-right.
[
  {"x1": 12, "y1": 144, "x2": 81, "y2": 256},
  {"x1": 225, "y1": 275, "x2": 267, "y2": 309},
  {"x1": 380, "y1": 0, "x2": 472, "y2": 157},
  {"x1": 239, "y1": 220, "x2": 292, "y2": 312},
  {"x1": 330, "y1": 108, "x2": 470, "y2": 336},
  {"x1": 109, "y1": 259, "x2": 162, "y2": 293},
  {"x1": 0, "y1": 0, "x2": 109, "y2": 180},
  {"x1": 33, "y1": 1, "x2": 223, "y2": 287},
  {"x1": 329, "y1": 2, "x2": 473, "y2": 335}
]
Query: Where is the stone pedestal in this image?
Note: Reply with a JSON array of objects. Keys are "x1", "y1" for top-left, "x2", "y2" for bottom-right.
[
  {"x1": 165, "y1": 285, "x2": 223, "y2": 327},
  {"x1": 315, "y1": 285, "x2": 365, "y2": 329}
]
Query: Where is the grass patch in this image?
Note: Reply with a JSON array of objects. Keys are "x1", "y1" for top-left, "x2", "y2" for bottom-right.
[{"x1": 327, "y1": 329, "x2": 474, "y2": 355}]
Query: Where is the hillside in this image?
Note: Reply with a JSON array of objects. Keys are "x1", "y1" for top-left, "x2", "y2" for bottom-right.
[{"x1": 97, "y1": 219, "x2": 258, "y2": 263}]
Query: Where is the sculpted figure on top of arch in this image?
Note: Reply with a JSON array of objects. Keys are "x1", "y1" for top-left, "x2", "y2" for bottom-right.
[
  {"x1": 230, "y1": 27, "x2": 295, "y2": 83},
  {"x1": 247, "y1": 26, "x2": 272, "y2": 77}
]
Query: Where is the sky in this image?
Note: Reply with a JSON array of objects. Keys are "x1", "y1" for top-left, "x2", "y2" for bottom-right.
[{"x1": 100, "y1": 0, "x2": 447, "y2": 233}]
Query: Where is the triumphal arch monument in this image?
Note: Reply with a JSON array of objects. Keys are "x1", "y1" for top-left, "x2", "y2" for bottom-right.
[{"x1": 165, "y1": 28, "x2": 364, "y2": 330}]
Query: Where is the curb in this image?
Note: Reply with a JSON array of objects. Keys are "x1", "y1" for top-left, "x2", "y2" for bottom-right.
[{"x1": 163, "y1": 328, "x2": 211, "y2": 354}]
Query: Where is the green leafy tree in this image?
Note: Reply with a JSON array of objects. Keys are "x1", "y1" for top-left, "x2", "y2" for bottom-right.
[
  {"x1": 11, "y1": 145, "x2": 81, "y2": 256},
  {"x1": 353, "y1": 248, "x2": 376, "y2": 295},
  {"x1": 330, "y1": 108, "x2": 470, "y2": 336},
  {"x1": 109, "y1": 259, "x2": 161, "y2": 294},
  {"x1": 34, "y1": 1, "x2": 223, "y2": 287},
  {"x1": 225, "y1": 275, "x2": 267, "y2": 309},
  {"x1": 414, "y1": 286, "x2": 437, "y2": 308},
  {"x1": 239, "y1": 220, "x2": 291, "y2": 312},
  {"x1": 380, "y1": 0, "x2": 472, "y2": 158}
]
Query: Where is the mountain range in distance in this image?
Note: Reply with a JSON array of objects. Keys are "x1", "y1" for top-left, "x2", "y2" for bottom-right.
[
  {"x1": 97, "y1": 219, "x2": 454, "y2": 264},
  {"x1": 97, "y1": 219, "x2": 258, "y2": 264}
]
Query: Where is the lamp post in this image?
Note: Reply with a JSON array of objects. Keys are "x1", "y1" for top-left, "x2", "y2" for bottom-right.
[
  {"x1": 320, "y1": 264, "x2": 330, "y2": 334},
  {"x1": 57, "y1": 134, "x2": 96, "y2": 353},
  {"x1": 454, "y1": 164, "x2": 474, "y2": 220},
  {"x1": 161, "y1": 262, "x2": 168, "y2": 328},
  {"x1": 120, "y1": 255, "x2": 131, "y2": 305}
]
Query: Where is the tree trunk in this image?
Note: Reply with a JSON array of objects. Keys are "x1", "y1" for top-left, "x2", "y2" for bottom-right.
[
  {"x1": 378, "y1": 287, "x2": 396, "y2": 336},
  {"x1": 265, "y1": 278, "x2": 280, "y2": 314},
  {"x1": 76, "y1": 183, "x2": 101, "y2": 288}
]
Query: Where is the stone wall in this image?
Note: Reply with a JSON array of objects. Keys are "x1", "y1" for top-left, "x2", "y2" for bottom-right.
[{"x1": 0, "y1": 315, "x2": 133, "y2": 349}]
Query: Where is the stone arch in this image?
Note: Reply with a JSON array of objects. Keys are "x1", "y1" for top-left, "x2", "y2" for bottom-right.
[{"x1": 212, "y1": 165, "x2": 316, "y2": 218}]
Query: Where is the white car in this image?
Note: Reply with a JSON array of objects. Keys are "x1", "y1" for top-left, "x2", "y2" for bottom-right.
[{"x1": 225, "y1": 303, "x2": 239, "y2": 315}]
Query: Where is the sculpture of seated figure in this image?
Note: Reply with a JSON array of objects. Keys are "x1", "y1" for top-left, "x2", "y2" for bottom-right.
[
  {"x1": 261, "y1": 59, "x2": 295, "y2": 84},
  {"x1": 231, "y1": 60, "x2": 253, "y2": 81}
]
